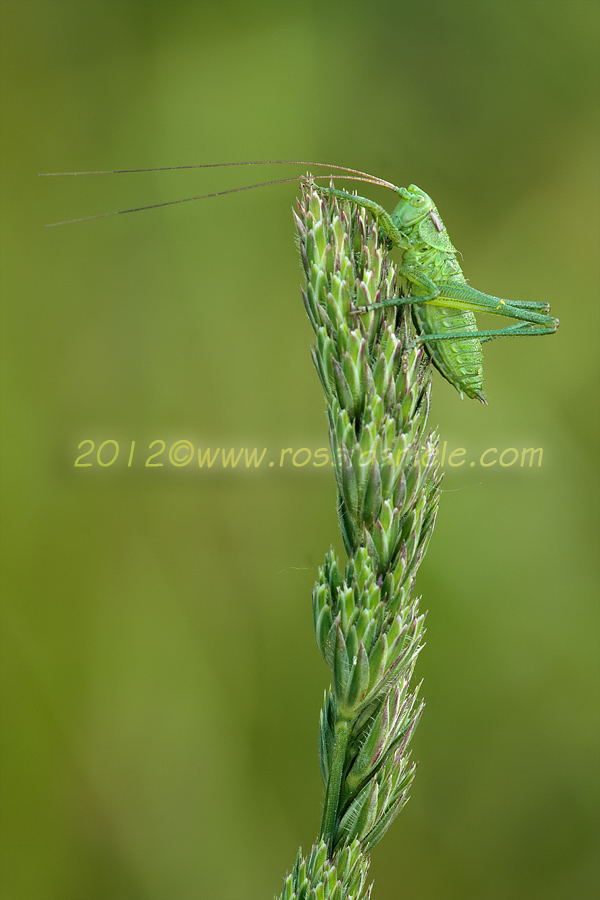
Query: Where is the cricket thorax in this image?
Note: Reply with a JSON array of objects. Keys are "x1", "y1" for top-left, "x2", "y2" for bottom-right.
[{"x1": 402, "y1": 244, "x2": 465, "y2": 285}]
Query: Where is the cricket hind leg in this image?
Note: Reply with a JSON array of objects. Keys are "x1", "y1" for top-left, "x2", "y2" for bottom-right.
[
  {"x1": 414, "y1": 321, "x2": 558, "y2": 344},
  {"x1": 353, "y1": 284, "x2": 559, "y2": 331},
  {"x1": 505, "y1": 299, "x2": 552, "y2": 311},
  {"x1": 426, "y1": 282, "x2": 559, "y2": 329},
  {"x1": 351, "y1": 294, "x2": 553, "y2": 316}
]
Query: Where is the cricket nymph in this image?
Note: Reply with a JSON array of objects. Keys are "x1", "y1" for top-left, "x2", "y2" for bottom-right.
[
  {"x1": 315, "y1": 181, "x2": 558, "y2": 403},
  {"x1": 389, "y1": 186, "x2": 485, "y2": 402}
]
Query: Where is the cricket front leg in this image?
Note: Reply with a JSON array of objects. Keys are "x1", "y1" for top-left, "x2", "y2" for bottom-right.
[{"x1": 313, "y1": 186, "x2": 411, "y2": 250}]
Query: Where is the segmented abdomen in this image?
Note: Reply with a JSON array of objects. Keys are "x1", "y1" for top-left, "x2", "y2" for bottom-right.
[{"x1": 412, "y1": 303, "x2": 485, "y2": 402}]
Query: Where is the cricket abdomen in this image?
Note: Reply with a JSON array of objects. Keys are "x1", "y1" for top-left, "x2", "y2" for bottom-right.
[{"x1": 412, "y1": 303, "x2": 486, "y2": 402}]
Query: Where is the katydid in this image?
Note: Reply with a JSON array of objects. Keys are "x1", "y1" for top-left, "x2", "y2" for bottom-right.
[
  {"x1": 40, "y1": 160, "x2": 558, "y2": 402},
  {"x1": 314, "y1": 181, "x2": 558, "y2": 403}
]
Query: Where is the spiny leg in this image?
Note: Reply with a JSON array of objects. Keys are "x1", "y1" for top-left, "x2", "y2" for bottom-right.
[
  {"x1": 416, "y1": 281, "x2": 558, "y2": 327},
  {"x1": 353, "y1": 295, "x2": 556, "y2": 321},
  {"x1": 353, "y1": 282, "x2": 558, "y2": 329},
  {"x1": 352, "y1": 295, "x2": 433, "y2": 314},
  {"x1": 502, "y1": 299, "x2": 551, "y2": 311},
  {"x1": 313, "y1": 185, "x2": 410, "y2": 249},
  {"x1": 414, "y1": 321, "x2": 558, "y2": 343}
]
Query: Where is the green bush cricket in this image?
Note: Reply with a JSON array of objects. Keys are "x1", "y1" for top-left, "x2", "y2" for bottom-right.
[
  {"x1": 42, "y1": 159, "x2": 559, "y2": 402},
  {"x1": 314, "y1": 179, "x2": 559, "y2": 403}
]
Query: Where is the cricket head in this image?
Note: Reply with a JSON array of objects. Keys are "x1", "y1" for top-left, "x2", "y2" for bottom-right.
[{"x1": 392, "y1": 184, "x2": 439, "y2": 229}]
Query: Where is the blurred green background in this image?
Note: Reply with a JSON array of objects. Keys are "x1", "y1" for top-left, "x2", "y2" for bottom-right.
[{"x1": 1, "y1": 1, "x2": 599, "y2": 898}]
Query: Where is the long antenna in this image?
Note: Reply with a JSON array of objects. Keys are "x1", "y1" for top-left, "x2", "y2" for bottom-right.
[
  {"x1": 44, "y1": 173, "x2": 392, "y2": 227},
  {"x1": 39, "y1": 159, "x2": 397, "y2": 192}
]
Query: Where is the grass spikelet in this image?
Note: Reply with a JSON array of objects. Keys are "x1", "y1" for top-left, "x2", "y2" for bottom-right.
[{"x1": 276, "y1": 182, "x2": 442, "y2": 898}]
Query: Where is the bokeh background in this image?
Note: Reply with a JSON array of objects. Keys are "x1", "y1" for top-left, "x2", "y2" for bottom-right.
[{"x1": 1, "y1": 1, "x2": 599, "y2": 898}]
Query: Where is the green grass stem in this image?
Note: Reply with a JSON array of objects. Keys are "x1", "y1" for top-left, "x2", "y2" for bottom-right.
[{"x1": 275, "y1": 182, "x2": 442, "y2": 899}]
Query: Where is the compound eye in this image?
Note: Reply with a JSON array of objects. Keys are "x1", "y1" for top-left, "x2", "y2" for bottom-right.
[{"x1": 411, "y1": 195, "x2": 426, "y2": 206}]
